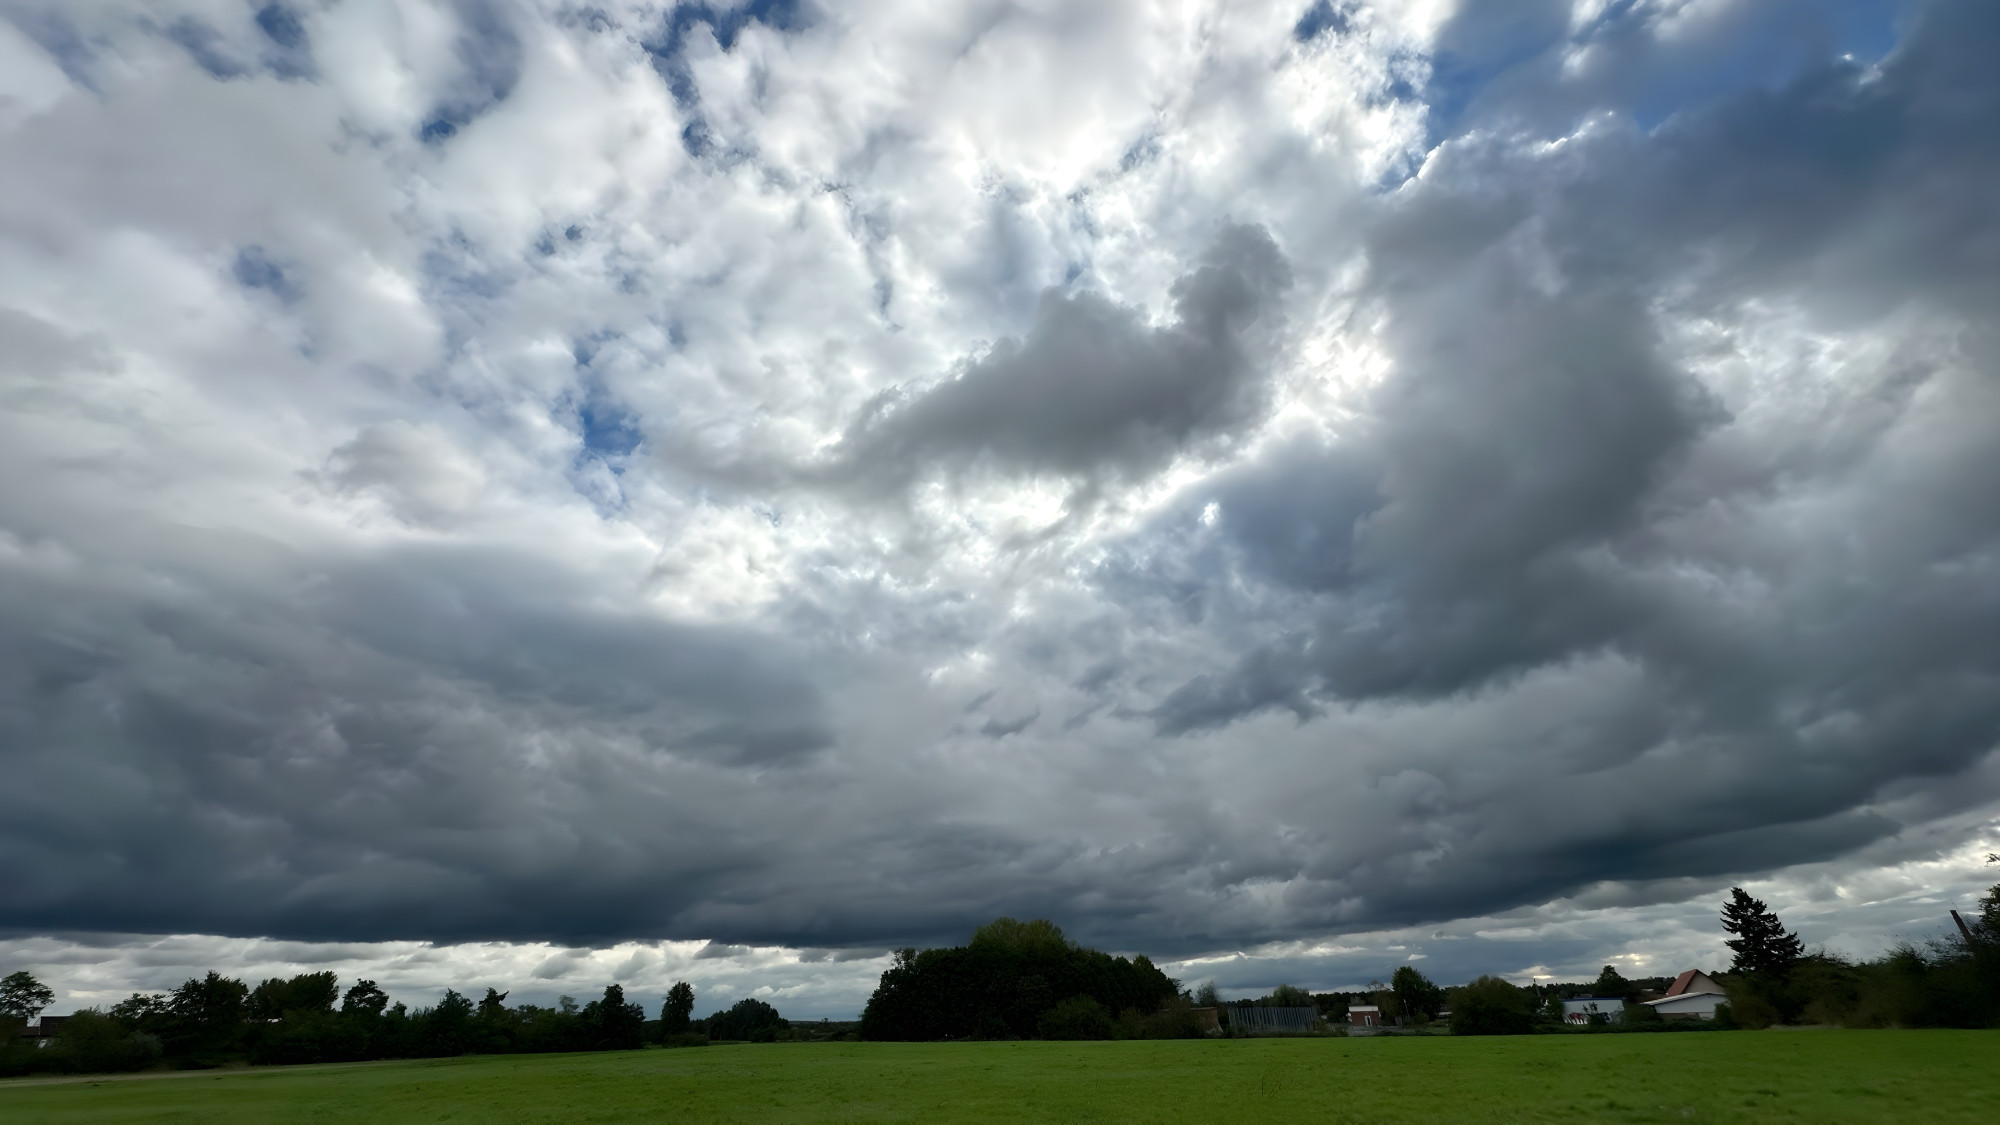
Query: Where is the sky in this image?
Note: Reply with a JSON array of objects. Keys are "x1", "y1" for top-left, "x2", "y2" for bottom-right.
[{"x1": 2, "y1": 0, "x2": 1998, "y2": 1021}]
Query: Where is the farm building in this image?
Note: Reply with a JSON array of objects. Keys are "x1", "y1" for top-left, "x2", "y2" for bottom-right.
[
  {"x1": 1348, "y1": 1004, "x2": 1384, "y2": 1029},
  {"x1": 1560, "y1": 996, "x2": 1624, "y2": 1024},
  {"x1": 1225, "y1": 1006, "x2": 1320, "y2": 1036},
  {"x1": 1642, "y1": 970, "x2": 1728, "y2": 1020}
]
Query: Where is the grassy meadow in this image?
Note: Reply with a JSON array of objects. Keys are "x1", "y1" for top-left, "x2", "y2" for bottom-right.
[{"x1": 0, "y1": 1031, "x2": 1994, "y2": 1124}]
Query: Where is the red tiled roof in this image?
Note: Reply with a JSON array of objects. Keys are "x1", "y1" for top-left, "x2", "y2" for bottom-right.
[{"x1": 1665, "y1": 970, "x2": 1698, "y2": 997}]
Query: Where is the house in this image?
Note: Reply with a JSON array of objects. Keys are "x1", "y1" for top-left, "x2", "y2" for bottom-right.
[
  {"x1": 1560, "y1": 996, "x2": 1624, "y2": 1024},
  {"x1": 1348, "y1": 1004, "x2": 1384, "y2": 1030},
  {"x1": 1641, "y1": 970, "x2": 1728, "y2": 1021},
  {"x1": 20, "y1": 1015, "x2": 67, "y2": 1047}
]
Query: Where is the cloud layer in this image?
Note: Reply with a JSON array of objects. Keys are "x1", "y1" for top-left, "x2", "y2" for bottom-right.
[{"x1": 3, "y1": 0, "x2": 1998, "y2": 1009}]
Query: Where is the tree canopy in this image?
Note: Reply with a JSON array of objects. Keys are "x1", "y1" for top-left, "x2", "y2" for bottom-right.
[
  {"x1": 1391, "y1": 966, "x2": 1443, "y2": 1022},
  {"x1": 703, "y1": 997, "x2": 785, "y2": 1042},
  {"x1": 662, "y1": 981, "x2": 695, "y2": 1033},
  {"x1": 0, "y1": 971, "x2": 53, "y2": 1021},
  {"x1": 1590, "y1": 964, "x2": 1633, "y2": 999},
  {"x1": 860, "y1": 918, "x2": 1180, "y2": 1040},
  {"x1": 1448, "y1": 976, "x2": 1535, "y2": 1035}
]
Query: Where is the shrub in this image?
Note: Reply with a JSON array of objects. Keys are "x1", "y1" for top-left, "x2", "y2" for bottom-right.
[{"x1": 1038, "y1": 995, "x2": 1114, "y2": 1040}]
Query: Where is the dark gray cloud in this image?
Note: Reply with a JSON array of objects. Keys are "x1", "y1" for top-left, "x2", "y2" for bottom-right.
[
  {"x1": 0, "y1": 514, "x2": 837, "y2": 942},
  {"x1": 831, "y1": 224, "x2": 1291, "y2": 489}
]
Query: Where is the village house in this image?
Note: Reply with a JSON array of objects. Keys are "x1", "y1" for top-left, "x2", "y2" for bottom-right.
[
  {"x1": 16, "y1": 1015, "x2": 67, "y2": 1047},
  {"x1": 1347, "y1": 1004, "x2": 1384, "y2": 1032},
  {"x1": 1641, "y1": 970, "x2": 1728, "y2": 1020}
]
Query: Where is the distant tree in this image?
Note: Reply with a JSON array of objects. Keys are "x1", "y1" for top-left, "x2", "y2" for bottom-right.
[
  {"x1": 1721, "y1": 888, "x2": 1805, "y2": 977},
  {"x1": 587, "y1": 984, "x2": 646, "y2": 1050},
  {"x1": 1590, "y1": 964, "x2": 1634, "y2": 1000},
  {"x1": 249, "y1": 972, "x2": 339, "y2": 1020},
  {"x1": 476, "y1": 988, "x2": 510, "y2": 1019},
  {"x1": 706, "y1": 997, "x2": 785, "y2": 1042},
  {"x1": 1192, "y1": 981, "x2": 1220, "y2": 1007},
  {"x1": 970, "y1": 918, "x2": 1072, "y2": 958},
  {"x1": 860, "y1": 920, "x2": 1179, "y2": 1041},
  {"x1": 418, "y1": 989, "x2": 475, "y2": 1056},
  {"x1": 1391, "y1": 966, "x2": 1443, "y2": 1023},
  {"x1": 1366, "y1": 980, "x2": 1401, "y2": 1023},
  {"x1": 341, "y1": 979, "x2": 390, "y2": 1016},
  {"x1": 1448, "y1": 976, "x2": 1535, "y2": 1036},
  {"x1": 108, "y1": 993, "x2": 169, "y2": 1027},
  {"x1": 662, "y1": 981, "x2": 695, "y2": 1033},
  {"x1": 1267, "y1": 984, "x2": 1313, "y2": 1008},
  {"x1": 165, "y1": 971, "x2": 250, "y2": 1064},
  {"x1": 0, "y1": 971, "x2": 54, "y2": 1021}
]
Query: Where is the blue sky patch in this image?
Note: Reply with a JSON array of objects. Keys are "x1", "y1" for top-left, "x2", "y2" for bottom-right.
[
  {"x1": 644, "y1": 0, "x2": 812, "y2": 157},
  {"x1": 232, "y1": 246, "x2": 301, "y2": 303}
]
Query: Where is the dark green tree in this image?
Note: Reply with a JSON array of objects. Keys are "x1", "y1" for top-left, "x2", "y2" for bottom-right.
[
  {"x1": 164, "y1": 971, "x2": 250, "y2": 1064},
  {"x1": 587, "y1": 984, "x2": 646, "y2": 1050},
  {"x1": 1590, "y1": 964, "x2": 1633, "y2": 999},
  {"x1": 661, "y1": 981, "x2": 695, "y2": 1033},
  {"x1": 706, "y1": 997, "x2": 785, "y2": 1042},
  {"x1": 1391, "y1": 966, "x2": 1443, "y2": 1023},
  {"x1": 0, "y1": 971, "x2": 54, "y2": 1021},
  {"x1": 248, "y1": 972, "x2": 339, "y2": 1020},
  {"x1": 1266, "y1": 983, "x2": 1313, "y2": 1008},
  {"x1": 108, "y1": 993, "x2": 169, "y2": 1027},
  {"x1": 1972, "y1": 853, "x2": 2000, "y2": 941},
  {"x1": 860, "y1": 919, "x2": 1178, "y2": 1041},
  {"x1": 1721, "y1": 888, "x2": 1804, "y2": 976},
  {"x1": 417, "y1": 989, "x2": 475, "y2": 1056},
  {"x1": 970, "y1": 918, "x2": 1072, "y2": 958},
  {"x1": 1448, "y1": 976, "x2": 1535, "y2": 1036},
  {"x1": 341, "y1": 979, "x2": 390, "y2": 1016}
]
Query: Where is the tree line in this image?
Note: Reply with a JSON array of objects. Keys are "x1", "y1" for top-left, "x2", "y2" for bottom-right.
[
  {"x1": 1343, "y1": 878, "x2": 2000, "y2": 1035},
  {"x1": 0, "y1": 967, "x2": 813, "y2": 1077},
  {"x1": 5, "y1": 872, "x2": 1994, "y2": 1072}
]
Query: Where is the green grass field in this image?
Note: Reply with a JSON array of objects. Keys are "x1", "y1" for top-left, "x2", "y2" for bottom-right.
[{"x1": 1, "y1": 1031, "x2": 1993, "y2": 1123}]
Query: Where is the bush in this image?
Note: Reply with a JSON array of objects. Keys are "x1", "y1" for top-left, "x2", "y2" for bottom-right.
[
  {"x1": 1448, "y1": 977, "x2": 1535, "y2": 1036},
  {"x1": 1622, "y1": 1001, "x2": 1664, "y2": 1024},
  {"x1": 46, "y1": 1011, "x2": 163, "y2": 1073},
  {"x1": 1720, "y1": 976, "x2": 1781, "y2": 1030},
  {"x1": 1038, "y1": 995, "x2": 1114, "y2": 1040}
]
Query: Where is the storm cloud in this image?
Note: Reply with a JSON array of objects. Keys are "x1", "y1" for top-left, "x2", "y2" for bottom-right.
[
  {"x1": 832, "y1": 224, "x2": 1291, "y2": 489},
  {"x1": 3, "y1": 0, "x2": 1999, "y2": 1011}
]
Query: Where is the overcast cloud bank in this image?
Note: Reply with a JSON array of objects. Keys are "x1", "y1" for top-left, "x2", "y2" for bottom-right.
[{"x1": 2, "y1": 0, "x2": 1997, "y2": 1015}]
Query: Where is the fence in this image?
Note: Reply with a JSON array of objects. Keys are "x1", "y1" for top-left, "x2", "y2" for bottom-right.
[{"x1": 1223, "y1": 1006, "x2": 1321, "y2": 1036}]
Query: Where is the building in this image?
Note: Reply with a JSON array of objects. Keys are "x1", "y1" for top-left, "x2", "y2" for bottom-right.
[
  {"x1": 20, "y1": 1015, "x2": 67, "y2": 1047},
  {"x1": 1560, "y1": 996, "x2": 1624, "y2": 1024},
  {"x1": 1348, "y1": 1004, "x2": 1384, "y2": 1030},
  {"x1": 1642, "y1": 970, "x2": 1728, "y2": 1021}
]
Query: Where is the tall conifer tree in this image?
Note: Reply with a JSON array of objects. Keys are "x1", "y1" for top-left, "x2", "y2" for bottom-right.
[{"x1": 1720, "y1": 887, "x2": 1804, "y2": 976}]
